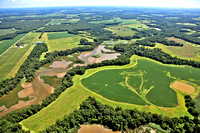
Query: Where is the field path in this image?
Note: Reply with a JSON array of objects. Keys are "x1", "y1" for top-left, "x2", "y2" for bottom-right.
[{"x1": 0, "y1": 32, "x2": 29, "y2": 57}]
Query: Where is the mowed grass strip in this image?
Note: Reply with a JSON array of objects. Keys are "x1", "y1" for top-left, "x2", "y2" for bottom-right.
[
  {"x1": 0, "y1": 44, "x2": 32, "y2": 81},
  {"x1": 47, "y1": 32, "x2": 77, "y2": 40},
  {"x1": 0, "y1": 33, "x2": 26, "y2": 55},
  {"x1": 22, "y1": 56, "x2": 192, "y2": 132}
]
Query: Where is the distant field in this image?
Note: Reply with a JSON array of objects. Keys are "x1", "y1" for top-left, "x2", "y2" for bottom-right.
[
  {"x1": 0, "y1": 33, "x2": 26, "y2": 55},
  {"x1": 0, "y1": 28, "x2": 17, "y2": 36},
  {"x1": 105, "y1": 26, "x2": 136, "y2": 36},
  {"x1": 89, "y1": 18, "x2": 138, "y2": 25},
  {"x1": 22, "y1": 56, "x2": 194, "y2": 132},
  {"x1": 125, "y1": 23, "x2": 149, "y2": 29},
  {"x1": 47, "y1": 36, "x2": 82, "y2": 51},
  {"x1": 46, "y1": 19, "x2": 80, "y2": 25},
  {"x1": 0, "y1": 44, "x2": 32, "y2": 81},
  {"x1": 176, "y1": 23, "x2": 197, "y2": 26},
  {"x1": 47, "y1": 32, "x2": 77, "y2": 40},
  {"x1": 154, "y1": 37, "x2": 200, "y2": 61}
]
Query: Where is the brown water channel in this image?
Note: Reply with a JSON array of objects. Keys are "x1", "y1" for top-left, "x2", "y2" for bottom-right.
[{"x1": 0, "y1": 45, "x2": 120, "y2": 116}]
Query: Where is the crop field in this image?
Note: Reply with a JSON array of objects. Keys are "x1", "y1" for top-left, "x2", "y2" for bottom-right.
[
  {"x1": 47, "y1": 32, "x2": 77, "y2": 40},
  {"x1": 22, "y1": 56, "x2": 195, "y2": 132},
  {"x1": 0, "y1": 33, "x2": 26, "y2": 55},
  {"x1": 105, "y1": 26, "x2": 136, "y2": 36},
  {"x1": 47, "y1": 36, "x2": 82, "y2": 51},
  {"x1": 0, "y1": 44, "x2": 33, "y2": 80},
  {"x1": 18, "y1": 32, "x2": 40, "y2": 44},
  {"x1": 154, "y1": 37, "x2": 200, "y2": 61},
  {"x1": 0, "y1": 28, "x2": 17, "y2": 36},
  {"x1": 40, "y1": 76, "x2": 62, "y2": 88}
]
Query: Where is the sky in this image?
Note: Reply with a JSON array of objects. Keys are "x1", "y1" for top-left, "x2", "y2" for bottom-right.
[{"x1": 0, "y1": 0, "x2": 200, "y2": 8}]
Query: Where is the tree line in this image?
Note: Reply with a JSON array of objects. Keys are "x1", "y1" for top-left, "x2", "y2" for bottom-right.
[{"x1": 44, "y1": 97, "x2": 199, "y2": 132}]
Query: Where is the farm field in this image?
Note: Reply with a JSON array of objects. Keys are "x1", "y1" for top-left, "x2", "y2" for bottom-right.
[
  {"x1": 0, "y1": 33, "x2": 26, "y2": 55},
  {"x1": 0, "y1": 44, "x2": 33, "y2": 80},
  {"x1": 0, "y1": 28, "x2": 17, "y2": 36},
  {"x1": 89, "y1": 17, "x2": 139, "y2": 25},
  {"x1": 176, "y1": 23, "x2": 197, "y2": 26},
  {"x1": 105, "y1": 26, "x2": 136, "y2": 36},
  {"x1": 154, "y1": 37, "x2": 200, "y2": 61},
  {"x1": 18, "y1": 32, "x2": 40, "y2": 44},
  {"x1": 47, "y1": 32, "x2": 77, "y2": 40},
  {"x1": 22, "y1": 55, "x2": 196, "y2": 132}
]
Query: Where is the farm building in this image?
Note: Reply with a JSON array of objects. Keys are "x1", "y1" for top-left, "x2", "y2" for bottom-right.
[{"x1": 34, "y1": 41, "x2": 44, "y2": 44}]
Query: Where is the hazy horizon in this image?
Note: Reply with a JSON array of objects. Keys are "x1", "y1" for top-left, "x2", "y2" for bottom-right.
[{"x1": 0, "y1": 0, "x2": 200, "y2": 8}]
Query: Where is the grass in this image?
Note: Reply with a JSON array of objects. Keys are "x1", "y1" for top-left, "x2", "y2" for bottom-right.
[
  {"x1": 40, "y1": 76, "x2": 62, "y2": 88},
  {"x1": 105, "y1": 26, "x2": 136, "y2": 36},
  {"x1": 0, "y1": 28, "x2": 17, "y2": 36},
  {"x1": 18, "y1": 32, "x2": 40, "y2": 44},
  {"x1": 47, "y1": 36, "x2": 82, "y2": 52},
  {"x1": 0, "y1": 33, "x2": 26, "y2": 55},
  {"x1": 0, "y1": 44, "x2": 33, "y2": 81},
  {"x1": 92, "y1": 54, "x2": 101, "y2": 58},
  {"x1": 22, "y1": 56, "x2": 194, "y2": 132},
  {"x1": 47, "y1": 32, "x2": 77, "y2": 40},
  {"x1": 153, "y1": 37, "x2": 200, "y2": 61}
]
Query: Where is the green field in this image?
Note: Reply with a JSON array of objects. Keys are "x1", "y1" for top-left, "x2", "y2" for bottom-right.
[
  {"x1": 18, "y1": 32, "x2": 40, "y2": 44},
  {"x1": 46, "y1": 19, "x2": 80, "y2": 25},
  {"x1": 0, "y1": 28, "x2": 17, "y2": 36},
  {"x1": 176, "y1": 23, "x2": 197, "y2": 26},
  {"x1": 47, "y1": 36, "x2": 82, "y2": 52},
  {"x1": 153, "y1": 37, "x2": 200, "y2": 61},
  {"x1": 47, "y1": 32, "x2": 77, "y2": 40},
  {"x1": 22, "y1": 56, "x2": 194, "y2": 132},
  {"x1": 105, "y1": 26, "x2": 136, "y2": 36},
  {"x1": 41, "y1": 76, "x2": 62, "y2": 88},
  {"x1": 0, "y1": 44, "x2": 33, "y2": 80},
  {"x1": 0, "y1": 33, "x2": 26, "y2": 55},
  {"x1": 89, "y1": 18, "x2": 139, "y2": 25}
]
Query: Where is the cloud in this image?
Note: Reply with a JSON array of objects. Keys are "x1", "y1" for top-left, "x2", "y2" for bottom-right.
[{"x1": 11, "y1": 0, "x2": 16, "y2": 2}]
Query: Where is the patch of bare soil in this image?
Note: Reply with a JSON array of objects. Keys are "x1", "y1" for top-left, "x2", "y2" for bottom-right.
[
  {"x1": 172, "y1": 81, "x2": 195, "y2": 94},
  {"x1": 78, "y1": 125, "x2": 121, "y2": 133},
  {"x1": 18, "y1": 83, "x2": 34, "y2": 98},
  {"x1": 0, "y1": 105, "x2": 7, "y2": 112},
  {"x1": 49, "y1": 60, "x2": 72, "y2": 69}
]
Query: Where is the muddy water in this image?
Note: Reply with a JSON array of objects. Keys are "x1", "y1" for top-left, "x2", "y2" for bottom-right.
[
  {"x1": 0, "y1": 45, "x2": 120, "y2": 116},
  {"x1": 78, "y1": 45, "x2": 120, "y2": 65}
]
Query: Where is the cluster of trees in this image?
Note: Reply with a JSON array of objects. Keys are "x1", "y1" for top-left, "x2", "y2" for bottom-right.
[
  {"x1": 45, "y1": 97, "x2": 200, "y2": 132},
  {"x1": 184, "y1": 95, "x2": 199, "y2": 117},
  {"x1": 0, "y1": 20, "x2": 50, "y2": 41},
  {"x1": 0, "y1": 43, "x2": 48, "y2": 97}
]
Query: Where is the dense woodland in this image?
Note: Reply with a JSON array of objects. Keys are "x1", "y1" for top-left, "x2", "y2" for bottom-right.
[{"x1": 1, "y1": 7, "x2": 200, "y2": 132}]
